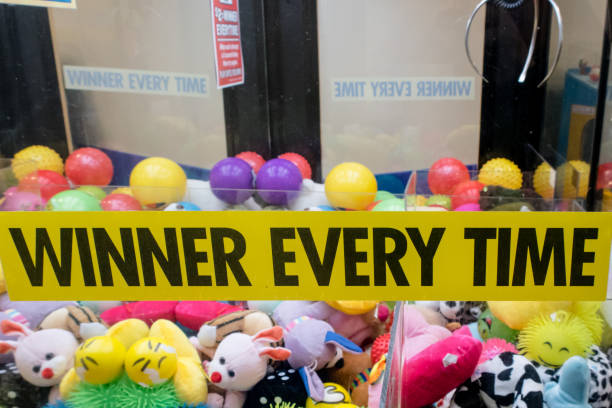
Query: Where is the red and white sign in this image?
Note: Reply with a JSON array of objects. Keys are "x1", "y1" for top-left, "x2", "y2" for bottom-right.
[{"x1": 210, "y1": 0, "x2": 245, "y2": 88}]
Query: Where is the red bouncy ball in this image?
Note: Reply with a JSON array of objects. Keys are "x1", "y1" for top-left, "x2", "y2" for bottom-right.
[
  {"x1": 65, "y1": 147, "x2": 114, "y2": 186},
  {"x1": 235, "y1": 151, "x2": 265, "y2": 174},
  {"x1": 18, "y1": 170, "x2": 70, "y2": 201},
  {"x1": 597, "y1": 162, "x2": 612, "y2": 190},
  {"x1": 278, "y1": 152, "x2": 312, "y2": 179},
  {"x1": 100, "y1": 194, "x2": 142, "y2": 211},
  {"x1": 451, "y1": 180, "x2": 484, "y2": 209},
  {"x1": 428, "y1": 158, "x2": 470, "y2": 195}
]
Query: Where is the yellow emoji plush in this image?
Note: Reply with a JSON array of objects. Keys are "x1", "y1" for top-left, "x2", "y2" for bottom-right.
[
  {"x1": 74, "y1": 335, "x2": 126, "y2": 384},
  {"x1": 305, "y1": 382, "x2": 359, "y2": 407},
  {"x1": 124, "y1": 337, "x2": 178, "y2": 387},
  {"x1": 60, "y1": 319, "x2": 207, "y2": 405}
]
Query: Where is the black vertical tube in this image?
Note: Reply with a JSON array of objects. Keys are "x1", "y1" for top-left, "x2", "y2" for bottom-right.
[
  {"x1": 586, "y1": 2, "x2": 611, "y2": 211},
  {"x1": 0, "y1": 5, "x2": 68, "y2": 158},
  {"x1": 263, "y1": 0, "x2": 321, "y2": 182},
  {"x1": 223, "y1": 0, "x2": 271, "y2": 159},
  {"x1": 479, "y1": 1, "x2": 552, "y2": 171}
]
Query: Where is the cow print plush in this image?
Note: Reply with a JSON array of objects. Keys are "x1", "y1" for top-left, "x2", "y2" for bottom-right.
[
  {"x1": 439, "y1": 301, "x2": 486, "y2": 325},
  {"x1": 450, "y1": 352, "x2": 543, "y2": 408}
]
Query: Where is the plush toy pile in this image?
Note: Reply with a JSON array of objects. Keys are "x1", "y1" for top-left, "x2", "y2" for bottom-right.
[
  {"x1": 0, "y1": 287, "x2": 391, "y2": 407},
  {"x1": 397, "y1": 300, "x2": 612, "y2": 408},
  {"x1": 2, "y1": 296, "x2": 611, "y2": 407}
]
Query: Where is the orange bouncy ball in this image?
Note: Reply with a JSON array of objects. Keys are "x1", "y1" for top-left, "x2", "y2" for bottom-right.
[
  {"x1": 235, "y1": 151, "x2": 265, "y2": 174},
  {"x1": 278, "y1": 152, "x2": 312, "y2": 179}
]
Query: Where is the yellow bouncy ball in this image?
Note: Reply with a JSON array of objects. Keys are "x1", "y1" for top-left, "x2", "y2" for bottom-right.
[
  {"x1": 124, "y1": 337, "x2": 178, "y2": 387},
  {"x1": 129, "y1": 157, "x2": 186, "y2": 205},
  {"x1": 557, "y1": 160, "x2": 590, "y2": 199},
  {"x1": 74, "y1": 336, "x2": 126, "y2": 384},
  {"x1": 110, "y1": 187, "x2": 134, "y2": 197},
  {"x1": 12, "y1": 145, "x2": 64, "y2": 180},
  {"x1": 325, "y1": 162, "x2": 377, "y2": 210},
  {"x1": 478, "y1": 158, "x2": 523, "y2": 190},
  {"x1": 533, "y1": 162, "x2": 555, "y2": 199},
  {"x1": 518, "y1": 311, "x2": 593, "y2": 368},
  {"x1": 326, "y1": 301, "x2": 378, "y2": 315}
]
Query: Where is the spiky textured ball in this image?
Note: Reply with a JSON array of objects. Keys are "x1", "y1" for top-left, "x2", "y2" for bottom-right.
[
  {"x1": 533, "y1": 162, "x2": 555, "y2": 199},
  {"x1": 12, "y1": 145, "x2": 64, "y2": 180},
  {"x1": 478, "y1": 158, "x2": 523, "y2": 190}
]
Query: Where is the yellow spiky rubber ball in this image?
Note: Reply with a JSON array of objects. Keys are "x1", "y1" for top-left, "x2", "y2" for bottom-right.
[
  {"x1": 478, "y1": 158, "x2": 523, "y2": 190},
  {"x1": 533, "y1": 162, "x2": 555, "y2": 199},
  {"x1": 12, "y1": 145, "x2": 64, "y2": 180},
  {"x1": 557, "y1": 160, "x2": 590, "y2": 199},
  {"x1": 518, "y1": 311, "x2": 592, "y2": 368}
]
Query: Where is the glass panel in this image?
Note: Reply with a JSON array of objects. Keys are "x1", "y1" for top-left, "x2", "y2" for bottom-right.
[
  {"x1": 49, "y1": 0, "x2": 227, "y2": 179},
  {"x1": 318, "y1": 1, "x2": 484, "y2": 176}
]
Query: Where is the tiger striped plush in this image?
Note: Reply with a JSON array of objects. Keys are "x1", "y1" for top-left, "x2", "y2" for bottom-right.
[{"x1": 191, "y1": 310, "x2": 277, "y2": 359}]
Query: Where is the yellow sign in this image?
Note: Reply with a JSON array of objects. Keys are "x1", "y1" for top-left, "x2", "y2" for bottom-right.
[{"x1": 0, "y1": 211, "x2": 610, "y2": 301}]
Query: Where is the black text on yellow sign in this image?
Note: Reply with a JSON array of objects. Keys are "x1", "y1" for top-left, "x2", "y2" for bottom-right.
[{"x1": 0, "y1": 211, "x2": 610, "y2": 301}]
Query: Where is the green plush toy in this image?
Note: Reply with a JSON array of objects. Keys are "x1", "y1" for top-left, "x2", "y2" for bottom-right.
[{"x1": 478, "y1": 309, "x2": 520, "y2": 343}]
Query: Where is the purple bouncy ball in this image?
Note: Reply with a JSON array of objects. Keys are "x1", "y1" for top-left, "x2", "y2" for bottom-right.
[
  {"x1": 209, "y1": 158, "x2": 254, "y2": 204},
  {"x1": 256, "y1": 159, "x2": 303, "y2": 205}
]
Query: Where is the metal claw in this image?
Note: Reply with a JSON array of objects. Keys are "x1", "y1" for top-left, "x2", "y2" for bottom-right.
[
  {"x1": 518, "y1": 0, "x2": 539, "y2": 83},
  {"x1": 465, "y1": 0, "x2": 563, "y2": 87},
  {"x1": 537, "y1": 0, "x2": 563, "y2": 87}
]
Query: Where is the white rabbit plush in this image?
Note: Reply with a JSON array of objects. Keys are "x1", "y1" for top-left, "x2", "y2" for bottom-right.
[
  {"x1": 204, "y1": 326, "x2": 291, "y2": 408},
  {"x1": 0, "y1": 320, "x2": 78, "y2": 402}
]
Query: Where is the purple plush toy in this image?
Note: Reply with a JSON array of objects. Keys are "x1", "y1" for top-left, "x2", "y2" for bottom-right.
[
  {"x1": 273, "y1": 301, "x2": 386, "y2": 347},
  {"x1": 282, "y1": 316, "x2": 362, "y2": 401}
]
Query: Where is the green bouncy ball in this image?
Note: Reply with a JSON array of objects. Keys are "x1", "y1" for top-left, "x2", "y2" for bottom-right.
[
  {"x1": 371, "y1": 198, "x2": 405, "y2": 211},
  {"x1": 77, "y1": 185, "x2": 107, "y2": 201},
  {"x1": 405, "y1": 195, "x2": 427, "y2": 207},
  {"x1": 425, "y1": 195, "x2": 451, "y2": 210},
  {"x1": 478, "y1": 309, "x2": 520, "y2": 343},
  {"x1": 375, "y1": 191, "x2": 396, "y2": 201},
  {"x1": 48, "y1": 190, "x2": 102, "y2": 211}
]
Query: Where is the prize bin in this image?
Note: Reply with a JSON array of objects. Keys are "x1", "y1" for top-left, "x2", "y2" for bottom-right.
[{"x1": 0, "y1": 1, "x2": 611, "y2": 408}]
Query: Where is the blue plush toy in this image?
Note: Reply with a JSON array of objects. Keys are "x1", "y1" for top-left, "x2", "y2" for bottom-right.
[{"x1": 544, "y1": 356, "x2": 590, "y2": 408}]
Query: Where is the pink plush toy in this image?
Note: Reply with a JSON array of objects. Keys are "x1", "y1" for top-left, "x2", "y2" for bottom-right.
[
  {"x1": 401, "y1": 330, "x2": 482, "y2": 408},
  {"x1": 0, "y1": 320, "x2": 78, "y2": 402},
  {"x1": 100, "y1": 301, "x2": 242, "y2": 330},
  {"x1": 402, "y1": 305, "x2": 451, "y2": 361},
  {"x1": 0, "y1": 187, "x2": 46, "y2": 211},
  {"x1": 205, "y1": 326, "x2": 291, "y2": 408}
]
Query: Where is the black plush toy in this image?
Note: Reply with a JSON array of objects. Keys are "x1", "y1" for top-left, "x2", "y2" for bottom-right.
[
  {"x1": 0, "y1": 361, "x2": 51, "y2": 407},
  {"x1": 245, "y1": 364, "x2": 308, "y2": 408}
]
